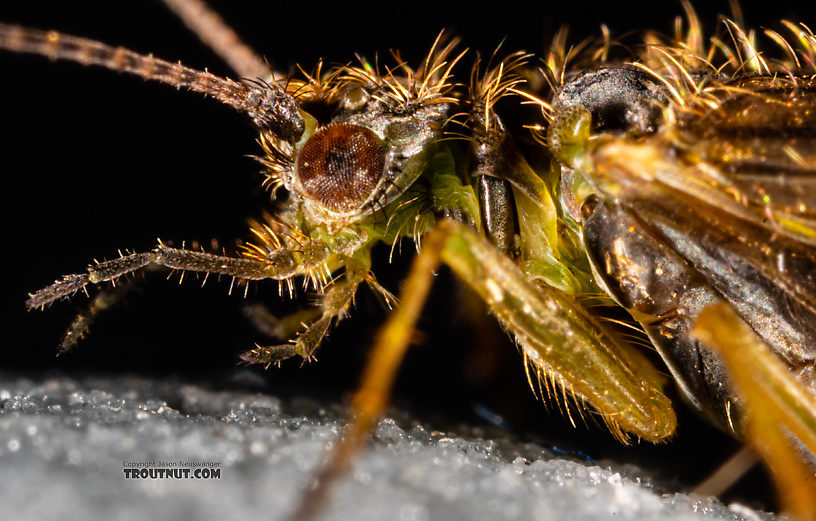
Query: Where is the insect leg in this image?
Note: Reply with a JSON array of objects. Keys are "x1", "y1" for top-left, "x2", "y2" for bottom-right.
[
  {"x1": 242, "y1": 303, "x2": 322, "y2": 341},
  {"x1": 27, "y1": 241, "x2": 329, "y2": 310},
  {"x1": 58, "y1": 280, "x2": 135, "y2": 354},
  {"x1": 289, "y1": 219, "x2": 448, "y2": 521},
  {"x1": 475, "y1": 175, "x2": 517, "y2": 254},
  {"x1": 240, "y1": 275, "x2": 362, "y2": 365},
  {"x1": 468, "y1": 56, "x2": 591, "y2": 294},
  {"x1": 159, "y1": 0, "x2": 273, "y2": 80},
  {"x1": 467, "y1": 53, "x2": 527, "y2": 255},
  {"x1": 437, "y1": 220, "x2": 675, "y2": 442},
  {"x1": 289, "y1": 219, "x2": 675, "y2": 521},
  {"x1": 693, "y1": 304, "x2": 816, "y2": 521}
]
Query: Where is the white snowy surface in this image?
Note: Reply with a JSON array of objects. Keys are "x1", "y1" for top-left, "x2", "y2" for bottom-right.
[{"x1": 0, "y1": 374, "x2": 776, "y2": 521}]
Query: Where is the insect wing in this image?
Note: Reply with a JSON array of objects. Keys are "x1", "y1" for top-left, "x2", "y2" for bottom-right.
[
  {"x1": 582, "y1": 75, "x2": 816, "y2": 416},
  {"x1": 676, "y1": 75, "x2": 816, "y2": 246}
]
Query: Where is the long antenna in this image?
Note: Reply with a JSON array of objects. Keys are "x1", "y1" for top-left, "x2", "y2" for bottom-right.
[
  {"x1": 159, "y1": 0, "x2": 273, "y2": 80},
  {"x1": 0, "y1": 23, "x2": 303, "y2": 141}
]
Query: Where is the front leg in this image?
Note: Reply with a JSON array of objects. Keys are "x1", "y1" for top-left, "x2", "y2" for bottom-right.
[
  {"x1": 240, "y1": 274, "x2": 363, "y2": 366},
  {"x1": 27, "y1": 240, "x2": 330, "y2": 310}
]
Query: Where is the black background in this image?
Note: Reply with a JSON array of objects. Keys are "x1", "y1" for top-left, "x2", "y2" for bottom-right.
[{"x1": 2, "y1": 0, "x2": 815, "y2": 510}]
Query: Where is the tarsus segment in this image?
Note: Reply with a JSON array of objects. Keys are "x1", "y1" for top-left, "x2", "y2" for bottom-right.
[
  {"x1": 59, "y1": 281, "x2": 134, "y2": 354},
  {"x1": 241, "y1": 275, "x2": 362, "y2": 365},
  {"x1": 27, "y1": 242, "x2": 329, "y2": 310},
  {"x1": 0, "y1": 23, "x2": 303, "y2": 141}
]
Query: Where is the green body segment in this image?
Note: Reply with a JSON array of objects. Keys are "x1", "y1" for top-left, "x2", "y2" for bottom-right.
[{"x1": 439, "y1": 221, "x2": 676, "y2": 442}]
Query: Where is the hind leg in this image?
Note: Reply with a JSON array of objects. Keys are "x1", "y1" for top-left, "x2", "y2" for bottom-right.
[{"x1": 694, "y1": 304, "x2": 816, "y2": 521}]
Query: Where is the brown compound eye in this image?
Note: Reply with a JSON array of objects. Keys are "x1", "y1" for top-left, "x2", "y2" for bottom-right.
[{"x1": 296, "y1": 124, "x2": 385, "y2": 213}]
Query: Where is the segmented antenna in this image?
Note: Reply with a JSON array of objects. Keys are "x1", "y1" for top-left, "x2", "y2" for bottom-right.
[
  {"x1": 0, "y1": 23, "x2": 303, "y2": 141},
  {"x1": 160, "y1": 0, "x2": 273, "y2": 80}
]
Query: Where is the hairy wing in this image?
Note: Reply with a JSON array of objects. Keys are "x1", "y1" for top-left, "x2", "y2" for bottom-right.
[
  {"x1": 584, "y1": 75, "x2": 816, "y2": 389},
  {"x1": 677, "y1": 75, "x2": 816, "y2": 244}
]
